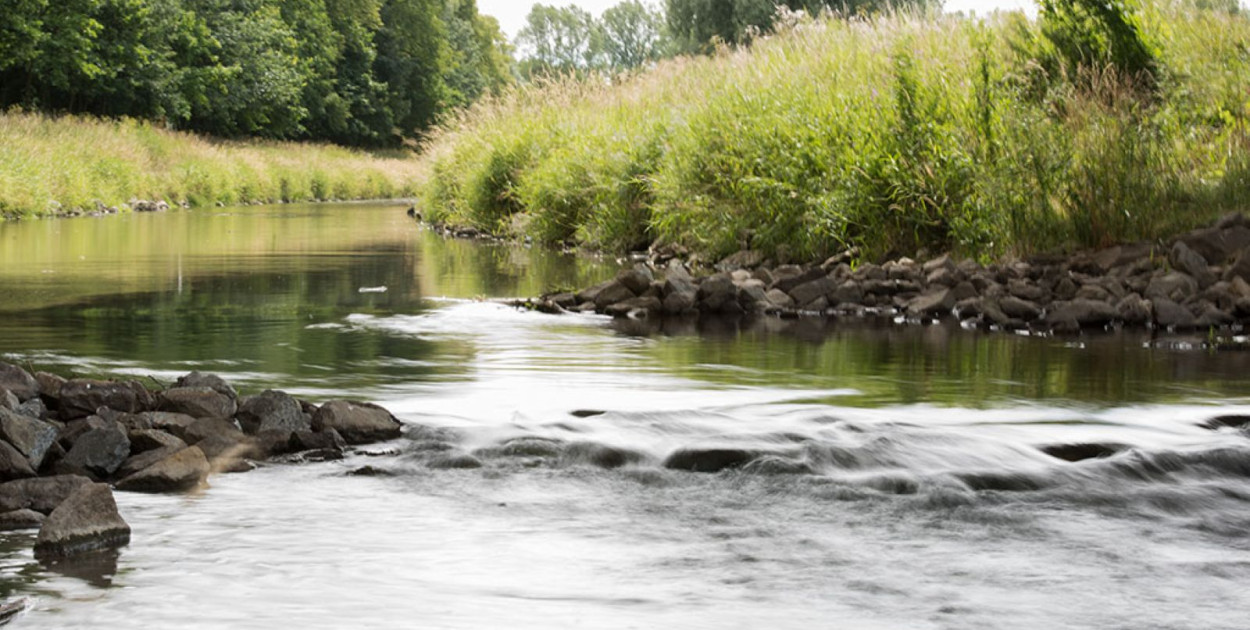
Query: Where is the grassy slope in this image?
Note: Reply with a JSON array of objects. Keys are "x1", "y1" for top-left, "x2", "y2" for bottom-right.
[
  {"x1": 0, "y1": 113, "x2": 424, "y2": 218},
  {"x1": 416, "y1": 3, "x2": 1250, "y2": 262}
]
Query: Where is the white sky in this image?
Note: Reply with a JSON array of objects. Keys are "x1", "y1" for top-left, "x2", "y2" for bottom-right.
[{"x1": 476, "y1": 1, "x2": 1040, "y2": 40}]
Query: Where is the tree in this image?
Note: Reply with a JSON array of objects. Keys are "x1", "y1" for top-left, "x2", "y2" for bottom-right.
[
  {"x1": 599, "y1": 0, "x2": 668, "y2": 71},
  {"x1": 442, "y1": 0, "x2": 513, "y2": 108},
  {"x1": 516, "y1": 4, "x2": 599, "y2": 77},
  {"x1": 375, "y1": 0, "x2": 450, "y2": 139},
  {"x1": 665, "y1": 0, "x2": 934, "y2": 53}
]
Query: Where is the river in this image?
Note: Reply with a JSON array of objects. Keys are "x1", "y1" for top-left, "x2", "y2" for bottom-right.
[{"x1": 1, "y1": 203, "x2": 1248, "y2": 629}]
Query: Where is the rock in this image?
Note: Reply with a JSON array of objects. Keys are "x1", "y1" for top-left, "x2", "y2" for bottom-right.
[
  {"x1": 0, "y1": 363, "x2": 39, "y2": 402},
  {"x1": 0, "y1": 440, "x2": 36, "y2": 481},
  {"x1": 55, "y1": 423, "x2": 130, "y2": 480},
  {"x1": 195, "y1": 435, "x2": 258, "y2": 469},
  {"x1": 736, "y1": 282, "x2": 769, "y2": 311},
  {"x1": 158, "y1": 387, "x2": 237, "y2": 419},
  {"x1": 922, "y1": 254, "x2": 956, "y2": 275},
  {"x1": 615, "y1": 267, "x2": 654, "y2": 295},
  {"x1": 697, "y1": 275, "x2": 741, "y2": 313},
  {"x1": 58, "y1": 416, "x2": 110, "y2": 450},
  {"x1": 312, "y1": 401, "x2": 402, "y2": 444},
  {"x1": 1074, "y1": 283, "x2": 1112, "y2": 303},
  {"x1": 1053, "y1": 277, "x2": 1079, "y2": 301},
  {"x1": 1179, "y1": 225, "x2": 1250, "y2": 264},
  {"x1": 999, "y1": 296, "x2": 1041, "y2": 321},
  {"x1": 0, "y1": 408, "x2": 58, "y2": 469},
  {"x1": 236, "y1": 390, "x2": 310, "y2": 435},
  {"x1": 116, "y1": 447, "x2": 210, "y2": 493},
  {"x1": 763, "y1": 289, "x2": 795, "y2": 309},
  {"x1": 1115, "y1": 294, "x2": 1152, "y2": 325},
  {"x1": 1145, "y1": 272, "x2": 1199, "y2": 303},
  {"x1": 979, "y1": 299, "x2": 1024, "y2": 329},
  {"x1": 0, "y1": 475, "x2": 93, "y2": 514},
  {"x1": 184, "y1": 417, "x2": 244, "y2": 445},
  {"x1": 1224, "y1": 246, "x2": 1250, "y2": 283},
  {"x1": 604, "y1": 296, "x2": 663, "y2": 318},
  {"x1": 173, "y1": 372, "x2": 238, "y2": 400},
  {"x1": 664, "y1": 448, "x2": 758, "y2": 473},
  {"x1": 115, "y1": 445, "x2": 185, "y2": 479},
  {"x1": 137, "y1": 412, "x2": 198, "y2": 439},
  {"x1": 591, "y1": 280, "x2": 635, "y2": 310},
  {"x1": 59, "y1": 380, "x2": 152, "y2": 420},
  {"x1": 575, "y1": 279, "x2": 614, "y2": 304},
  {"x1": 127, "y1": 429, "x2": 186, "y2": 454},
  {"x1": 1040, "y1": 443, "x2": 1125, "y2": 462},
  {"x1": 742, "y1": 456, "x2": 814, "y2": 475},
  {"x1": 34, "y1": 372, "x2": 66, "y2": 405},
  {"x1": 1169, "y1": 241, "x2": 1215, "y2": 288},
  {"x1": 831, "y1": 280, "x2": 865, "y2": 306},
  {"x1": 907, "y1": 288, "x2": 955, "y2": 317},
  {"x1": 15, "y1": 396, "x2": 47, "y2": 420},
  {"x1": 0, "y1": 389, "x2": 17, "y2": 411},
  {"x1": 33, "y1": 483, "x2": 130, "y2": 558},
  {"x1": 788, "y1": 275, "x2": 837, "y2": 308},
  {"x1": 926, "y1": 267, "x2": 962, "y2": 287},
  {"x1": 719, "y1": 250, "x2": 765, "y2": 270},
  {"x1": 289, "y1": 429, "x2": 347, "y2": 453},
  {"x1": 662, "y1": 290, "x2": 697, "y2": 315},
  {"x1": 1196, "y1": 304, "x2": 1234, "y2": 328},
  {"x1": 1152, "y1": 297, "x2": 1198, "y2": 329},
  {"x1": 427, "y1": 454, "x2": 485, "y2": 470},
  {"x1": 1045, "y1": 299, "x2": 1118, "y2": 329},
  {"x1": 770, "y1": 266, "x2": 826, "y2": 294},
  {"x1": 1008, "y1": 279, "x2": 1049, "y2": 303},
  {"x1": 0, "y1": 508, "x2": 45, "y2": 531}
]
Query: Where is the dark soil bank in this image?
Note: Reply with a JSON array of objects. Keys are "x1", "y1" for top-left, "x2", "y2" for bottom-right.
[
  {"x1": 532, "y1": 213, "x2": 1250, "y2": 335},
  {"x1": 0, "y1": 364, "x2": 403, "y2": 563}
]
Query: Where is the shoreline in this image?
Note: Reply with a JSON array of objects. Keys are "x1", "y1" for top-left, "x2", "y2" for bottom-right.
[{"x1": 496, "y1": 212, "x2": 1250, "y2": 337}]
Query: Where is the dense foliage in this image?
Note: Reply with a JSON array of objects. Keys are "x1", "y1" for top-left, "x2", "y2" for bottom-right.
[
  {"x1": 664, "y1": 0, "x2": 937, "y2": 52},
  {"x1": 516, "y1": 1, "x2": 669, "y2": 76},
  {"x1": 0, "y1": 0, "x2": 512, "y2": 146},
  {"x1": 417, "y1": 1, "x2": 1250, "y2": 260}
]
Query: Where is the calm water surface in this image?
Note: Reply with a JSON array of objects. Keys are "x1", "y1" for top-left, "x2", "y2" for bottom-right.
[{"x1": 1, "y1": 204, "x2": 1248, "y2": 629}]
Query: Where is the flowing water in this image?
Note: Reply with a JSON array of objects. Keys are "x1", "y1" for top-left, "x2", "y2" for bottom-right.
[{"x1": 1, "y1": 203, "x2": 1248, "y2": 629}]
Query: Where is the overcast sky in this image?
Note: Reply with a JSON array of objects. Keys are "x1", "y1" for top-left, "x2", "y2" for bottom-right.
[{"x1": 476, "y1": 1, "x2": 1039, "y2": 40}]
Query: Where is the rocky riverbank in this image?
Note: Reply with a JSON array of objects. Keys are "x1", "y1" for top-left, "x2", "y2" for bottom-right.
[
  {"x1": 0, "y1": 363, "x2": 403, "y2": 563},
  {"x1": 524, "y1": 213, "x2": 1250, "y2": 335}
]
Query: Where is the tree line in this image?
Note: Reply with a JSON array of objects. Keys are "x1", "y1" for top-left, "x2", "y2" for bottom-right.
[
  {"x1": 1, "y1": 0, "x2": 512, "y2": 146},
  {"x1": 1, "y1": 0, "x2": 928, "y2": 145}
]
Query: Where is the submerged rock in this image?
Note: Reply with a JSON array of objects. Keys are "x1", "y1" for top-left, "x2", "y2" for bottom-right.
[
  {"x1": 34, "y1": 483, "x2": 130, "y2": 558},
  {"x1": 663, "y1": 448, "x2": 758, "y2": 473}
]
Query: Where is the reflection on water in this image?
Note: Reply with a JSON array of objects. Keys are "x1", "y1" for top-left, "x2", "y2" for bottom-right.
[{"x1": 1, "y1": 204, "x2": 1249, "y2": 629}]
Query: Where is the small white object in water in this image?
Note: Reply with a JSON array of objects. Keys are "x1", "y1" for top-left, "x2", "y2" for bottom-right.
[{"x1": 358, "y1": 286, "x2": 388, "y2": 294}]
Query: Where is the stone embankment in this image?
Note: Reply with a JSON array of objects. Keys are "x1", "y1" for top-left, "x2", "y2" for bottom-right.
[
  {"x1": 0, "y1": 363, "x2": 402, "y2": 560},
  {"x1": 536, "y1": 213, "x2": 1250, "y2": 334}
]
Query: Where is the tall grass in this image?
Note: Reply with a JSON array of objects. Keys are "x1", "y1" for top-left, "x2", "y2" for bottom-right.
[
  {"x1": 0, "y1": 113, "x2": 423, "y2": 218},
  {"x1": 417, "y1": 1, "x2": 1250, "y2": 261}
]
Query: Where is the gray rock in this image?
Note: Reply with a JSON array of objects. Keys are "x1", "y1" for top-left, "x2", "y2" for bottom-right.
[
  {"x1": 237, "y1": 390, "x2": 310, "y2": 435},
  {"x1": 979, "y1": 299, "x2": 1024, "y2": 329},
  {"x1": 34, "y1": 372, "x2": 66, "y2": 404},
  {"x1": 59, "y1": 379, "x2": 152, "y2": 420},
  {"x1": 719, "y1": 250, "x2": 765, "y2": 270},
  {"x1": 1145, "y1": 272, "x2": 1199, "y2": 303},
  {"x1": 574, "y1": 279, "x2": 614, "y2": 304},
  {"x1": 427, "y1": 454, "x2": 484, "y2": 470},
  {"x1": 1170, "y1": 241, "x2": 1215, "y2": 287},
  {"x1": 831, "y1": 280, "x2": 864, "y2": 306},
  {"x1": 926, "y1": 267, "x2": 962, "y2": 287},
  {"x1": 788, "y1": 276, "x2": 837, "y2": 308},
  {"x1": 34, "y1": 483, "x2": 130, "y2": 558},
  {"x1": 312, "y1": 401, "x2": 402, "y2": 444},
  {"x1": 0, "y1": 408, "x2": 58, "y2": 469},
  {"x1": 1074, "y1": 283, "x2": 1112, "y2": 303},
  {"x1": 0, "y1": 475, "x2": 93, "y2": 514},
  {"x1": 0, "y1": 363, "x2": 38, "y2": 402},
  {"x1": 0, "y1": 508, "x2": 45, "y2": 531},
  {"x1": 999, "y1": 296, "x2": 1041, "y2": 321},
  {"x1": 158, "y1": 387, "x2": 237, "y2": 419},
  {"x1": 1008, "y1": 279, "x2": 1049, "y2": 303},
  {"x1": 770, "y1": 267, "x2": 825, "y2": 294},
  {"x1": 58, "y1": 416, "x2": 110, "y2": 450},
  {"x1": 951, "y1": 281, "x2": 978, "y2": 302},
  {"x1": 137, "y1": 412, "x2": 198, "y2": 439},
  {"x1": 174, "y1": 372, "x2": 238, "y2": 400},
  {"x1": 1053, "y1": 277, "x2": 1078, "y2": 301},
  {"x1": 1045, "y1": 299, "x2": 1118, "y2": 328},
  {"x1": 15, "y1": 396, "x2": 47, "y2": 420},
  {"x1": 1152, "y1": 298, "x2": 1198, "y2": 329},
  {"x1": 1179, "y1": 225, "x2": 1250, "y2": 264},
  {"x1": 1196, "y1": 304, "x2": 1234, "y2": 328},
  {"x1": 615, "y1": 267, "x2": 654, "y2": 295},
  {"x1": 736, "y1": 282, "x2": 769, "y2": 310},
  {"x1": 116, "y1": 446, "x2": 210, "y2": 493},
  {"x1": 764, "y1": 289, "x2": 795, "y2": 309},
  {"x1": 0, "y1": 440, "x2": 36, "y2": 481},
  {"x1": 55, "y1": 423, "x2": 130, "y2": 480},
  {"x1": 0, "y1": 389, "x2": 17, "y2": 411},
  {"x1": 115, "y1": 445, "x2": 184, "y2": 479},
  {"x1": 661, "y1": 290, "x2": 696, "y2": 315},
  {"x1": 184, "y1": 417, "x2": 244, "y2": 445},
  {"x1": 697, "y1": 275, "x2": 740, "y2": 313},
  {"x1": 604, "y1": 296, "x2": 663, "y2": 318},
  {"x1": 907, "y1": 289, "x2": 955, "y2": 317},
  {"x1": 1224, "y1": 246, "x2": 1250, "y2": 283},
  {"x1": 289, "y1": 429, "x2": 347, "y2": 453},
  {"x1": 1116, "y1": 294, "x2": 1152, "y2": 325},
  {"x1": 922, "y1": 254, "x2": 956, "y2": 275}
]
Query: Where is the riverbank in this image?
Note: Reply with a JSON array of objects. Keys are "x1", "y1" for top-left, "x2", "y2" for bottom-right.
[
  {"x1": 416, "y1": 3, "x2": 1250, "y2": 261},
  {"x1": 521, "y1": 212, "x2": 1250, "y2": 336},
  {"x1": 0, "y1": 113, "x2": 423, "y2": 220}
]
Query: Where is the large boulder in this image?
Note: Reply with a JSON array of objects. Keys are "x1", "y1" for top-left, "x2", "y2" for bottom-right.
[
  {"x1": 1152, "y1": 297, "x2": 1198, "y2": 329},
  {"x1": 0, "y1": 441, "x2": 36, "y2": 481},
  {"x1": 55, "y1": 423, "x2": 131, "y2": 480},
  {"x1": 0, "y1": 408, "x2": 58, "y2": 469},
  {"x1": 591, "y1": 280, "x2": 636, "y2": 310},
  {"x1": 116, "y1": 447, "x2": 210, "y2": 494},
  {"x1": 173, "y1": 372, "x2": 238, "y2": 400},
  {"x1": 33, "y1": 483, "x2": 130, "y2": 558},
  {"x1": 1179, "y1": 225, "x2": 1250, "y2": 264},
  {"x1": 158, "y1": 387, "x2": 237, "y2": 419},
  {"x1": 0, "y1": 363, "x2": 38, "y2": 402},
  {"x1": 236, "y1": 390, "x2": 310, "y2": 435},
  {"x1": 615, "y1": 267, "x2": 654, "y2": 295},
  {"x1": 1170, "y1": 241, "x2": 1215, "y2": 288},
  {"x1": 0, "y1": 475, "x2": 93, "y2": 514},
  {"x1": 696, "y1": 275, "x2": 741, "y2": 314},
  {"x1": 1145, "y1": 272, "x2": 1199, "y2": 303},
  {"x1": 312, "y1": 401, "x2": 402, "y2": 444},
  {"x1": 59, "y1": 379, "x2": 153, "y2": 420}
]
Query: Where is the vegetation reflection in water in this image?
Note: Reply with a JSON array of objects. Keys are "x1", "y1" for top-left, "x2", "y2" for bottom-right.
[{"x1": 0, "y1": 203, "x2": 1247, "y2": 407}]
